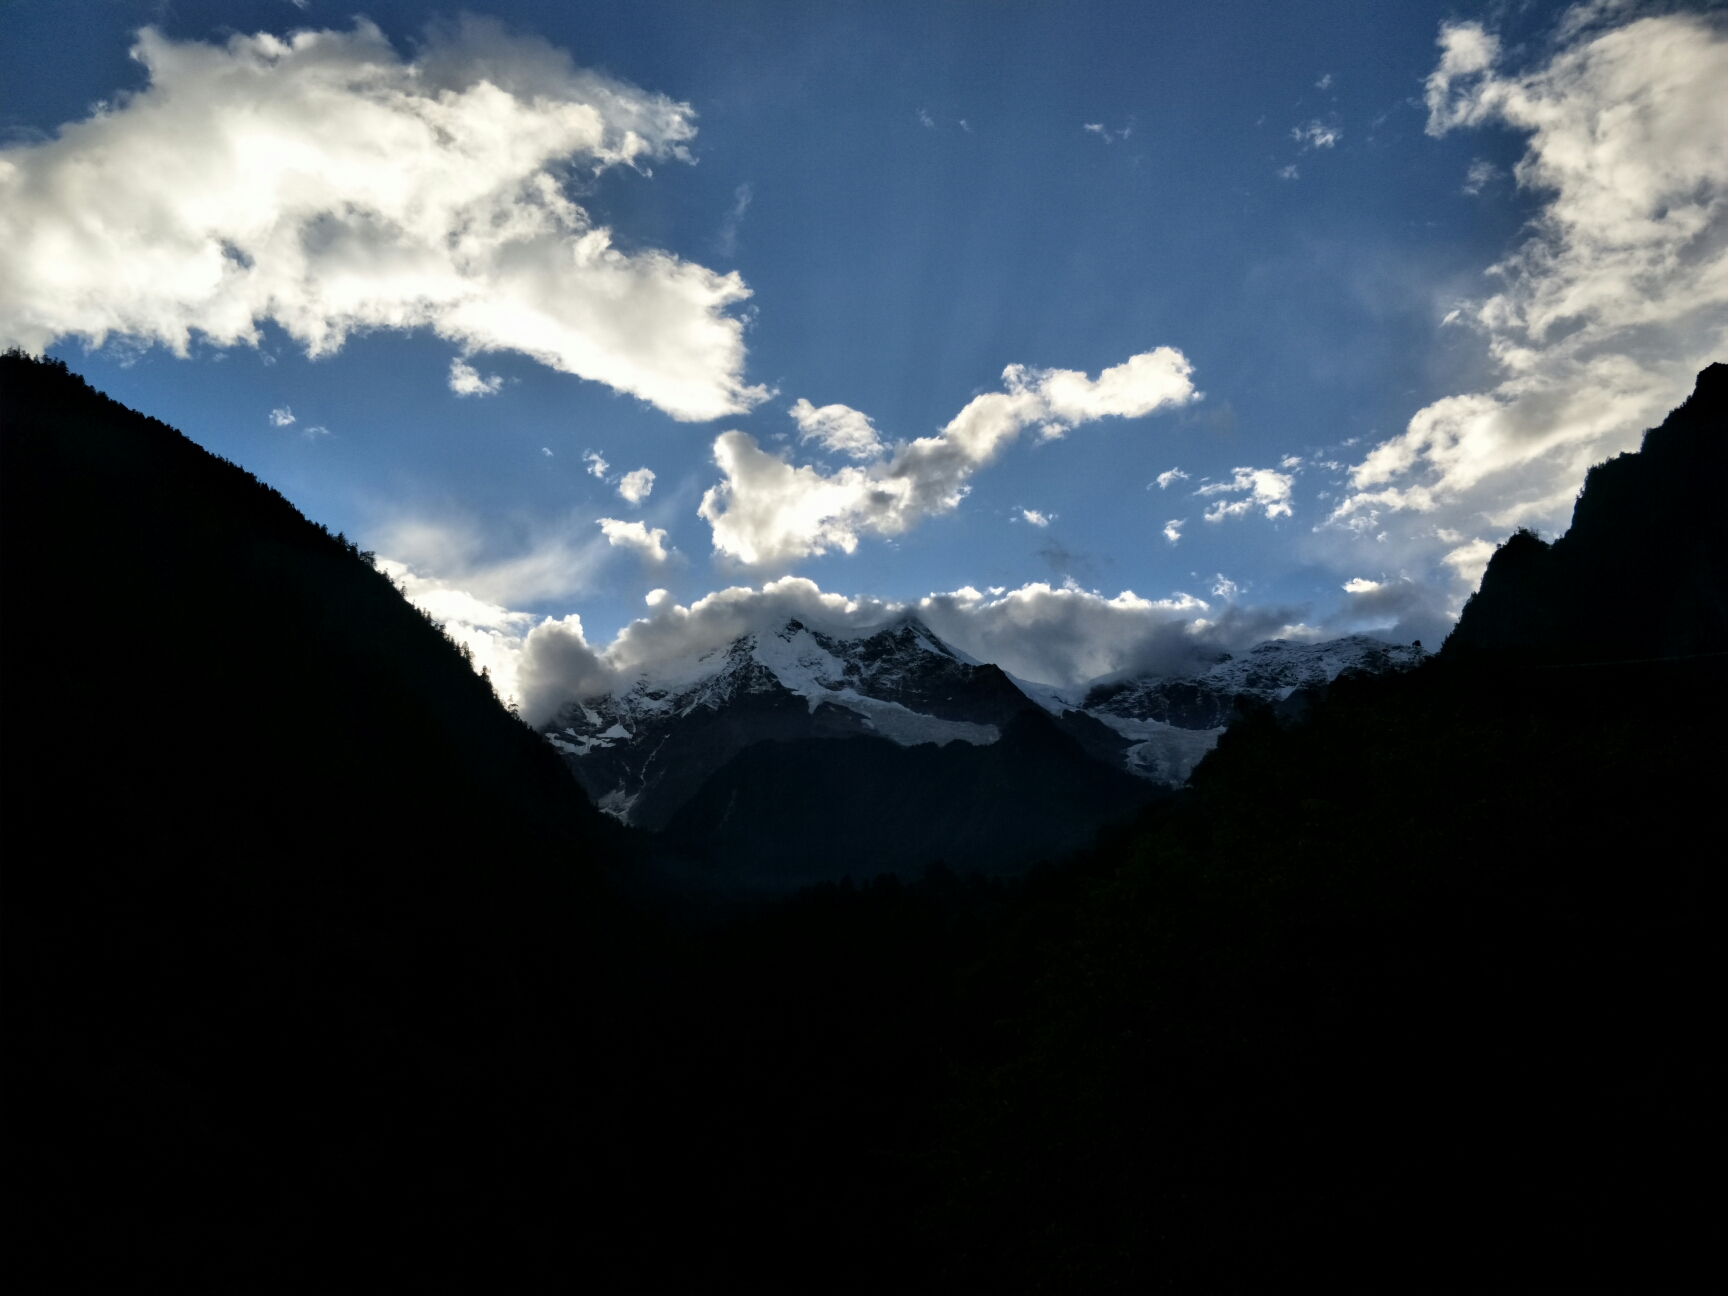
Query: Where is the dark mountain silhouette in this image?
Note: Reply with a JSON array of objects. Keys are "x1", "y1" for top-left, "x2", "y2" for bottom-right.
[
  {"x1": 0, "y1": 352, "x2": 631, "y2": 1287},
  {"x1": 1449, "y1": 361, "x2": 1728, "y2": 659},
  {"x1": 923, "y1": 363, "x2": 1727, "y2": 1288},
  {"x1": 3, "y1": 353, "x2": 1721, "y2": 1293},
  {"x1": 660, "y1": 708, "x2": 1160, "y2": 888}
]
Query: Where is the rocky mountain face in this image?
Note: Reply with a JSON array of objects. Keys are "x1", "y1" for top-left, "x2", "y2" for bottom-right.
[
  {"x1": 1067, "y1": 636, "x2": 1429, "y2": 781},
  {"x1": 1448, "y1": 361, "x2": 1727, "y2": 661},
  {"x1": 543, "y1": 618, "x2": 1428, "y2": 844},
  {"x1": 544, "y1": 619, "x2": 1037, "y2": 830}
]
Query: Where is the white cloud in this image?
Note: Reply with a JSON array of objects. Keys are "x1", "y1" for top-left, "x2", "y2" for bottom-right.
[
  {"x1": 507, "y1": 574, "x2": 1310, "y2": 721},
  {"x1": 269, "y1": 406, "x2": 295, "y2": 426},
  {"x1": 1292, "y1": 120, "x2": 1341, "y2": 150},
  {"x1": 597, "y1": 517, "x2": 669, "y2": 562},
  {"x1": 1320, "y1": 576, "x2": 1453, "y2": 645},
  {"x1": 584, "y1": 451, "x2": 609, "y2": 479},
  {"x1": 1332, "y1": 11, "x2": 1728, "y2": 570},
  {"x1": 0, "y1": 18, "x2": 768, "y2": 421},
  {"x1": 304, "y1": 424, "x2": 329, "y2": 439},
  {"x1": 448, "y1": 357, "x2": 502, "y2": 396},
  {"x1": 617, "y1": 467, "x2": 655, "y2": 504},
  {"x1": 378, "y1": 556, "x2": 535, "y2": 694},
  {"x1": 1212, "y1": 575, "x2": 1241, "y2": 600},
  {"x1": 1278, "y1": 164, "x2": 1300, "y2": 180},
  {"x1": 1163, "y1": 518, "x2": 1184, "y2": 544},
  {"x1": 1462, "y1": 158, "x2": 1499, "y2": 195},
  {"x1": 377, "y1": 514, "x2": 605, "y2": 609},
  {"x1": 788, "y1": 398, "x2": 884, "y2": 460},
  {"x1": 1020, "y1": 508, "x2": 1052, "y2": 527},
  {"x1": 1196, "y1": 466, "x2": 1295, "y2": 521},
  {"x1": 918, "y1": 109, "x2": 935, "y2": 129},
  {"x1": 1441, "y1": 537, "x2": 1497, "y2": 585},
  {"x1": 1154, "y1": 467, "x2": 1188, "y2": 489},
  {"x1": 1317, "y1": 73, "x2": 1334, "y2": 90},
  {"x1": 697, "y1": 347, "x2": 1197, "y2": 567}
]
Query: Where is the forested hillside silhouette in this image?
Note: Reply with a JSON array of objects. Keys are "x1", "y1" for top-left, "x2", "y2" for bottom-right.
[
  {"x1": 3, "y1": 352, "x2": 1721, "y2": 1291},
  {"x1": 0, "y1": 352, "x2": 636, "y2": 1286}
]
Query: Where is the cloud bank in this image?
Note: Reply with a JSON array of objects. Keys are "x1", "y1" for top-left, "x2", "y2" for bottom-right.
[
  {"x1": 699, "y1": 347, "x2": 1198, "y2": 566},
  {"x1": 445, "y1": 574, "x2": 1309, "y2": 724},
  {"x1": 1331, "y1": 9, "x2": 1728, "y2": 575},
  {"x1": 0, "y1": 18, "x2": 767, "y2": 420}
]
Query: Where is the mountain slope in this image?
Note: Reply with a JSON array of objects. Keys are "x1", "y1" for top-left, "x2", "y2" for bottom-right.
[
  {"x1": 547, "y1": 617, "x2": 1047, "y2": 829},
  {"x1": 926, "y1": 365, "x2": 1728, "y2": 1289},
  {"x1": 1449, "y1": 361, "x2": 1728, "y2": 659},
  {"x1": 549, "y1": 620, "x2": 1428, "y2": 830},
  {"x1": 661, "y1": 708, "x2": 1160, "y2": 887},
  {"x1": 0, "y1": 352, "x2": 628, "y2": 1287}
]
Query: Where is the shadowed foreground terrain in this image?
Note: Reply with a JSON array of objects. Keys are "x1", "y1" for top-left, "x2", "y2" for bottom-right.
[{"x1": 3, "y1": 354, "x2": 1722, "y2": 1290}]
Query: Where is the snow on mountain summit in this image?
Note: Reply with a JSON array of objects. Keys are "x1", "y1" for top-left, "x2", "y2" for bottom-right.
[
  {"x1": 543, "y1": 616, "x2": 1019, "y2": 827},
  {"x1": 541, "y1": 621, "x2": 1428, "y2": 826}
]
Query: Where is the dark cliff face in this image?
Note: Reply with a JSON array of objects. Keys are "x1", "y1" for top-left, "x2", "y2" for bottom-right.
[{"x1": 1448, "y1": 362, "x2": 1728, "y2": 660}]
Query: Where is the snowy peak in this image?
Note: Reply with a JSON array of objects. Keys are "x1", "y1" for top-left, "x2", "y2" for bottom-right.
[
  {"x1": 1084, "y1": 635, "x2": 1428, "y2": 729},
  {"x1": 541, "y1": 623, "x2": 1429, "y2": 827},
  {"x1": 542, "y1": 616, "x2": 1021, "y2": 827}
]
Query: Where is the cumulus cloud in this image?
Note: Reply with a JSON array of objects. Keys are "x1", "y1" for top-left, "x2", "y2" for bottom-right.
[
  {"x1": 1196, "y1": 467, "x2": 1295, "y2": 521},
  {"x1": 1019, "y1": 508, "x2": 1052, "y2": 527},
  {"x1": 699, "y1": 346, "x2": 1198, "y2": 566},
  {"x1": 789, "y1": 398, "x2": 885, "y2": 460},
  {"x1": 449, "y1": 358, "x2": 502, "y2": 396},
  {"x1": 506, "y1": 574, "x2": 1313, "y2": 722},
  {"x1": 1163, "y1": 518, "x2": 1185, "y2": 544},
  {"x1": 584, "y1": 451, "x2": 609, "y2": 479},
  {"x1": 1331, "y1": 10, "x2": 1728, "y2": 574},
  {"x1": 269, "y1": 406, "x2": 295, "y2": 426},
  {"x1": 0, "y1": 18, "x2": 768, "y2": 421},
  {"x1": 617, "y1": 467, "x2": 655, "y2": 504},
  {"x1": 597, "y1": 517, "x2": 669, "y2": 563},
  {"x1": 1154, "y1": 467, "x2": 1188, "y2": 489}
]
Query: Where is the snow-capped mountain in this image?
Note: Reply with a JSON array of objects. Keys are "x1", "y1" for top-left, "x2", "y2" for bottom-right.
[
  {"x1": 543, "y1": 617, "x2": 1428, "y2": 830},
  {"x1": 544, "y1": 618, "x2": 1037, "y2": 829},
  {"x1": 1037, "y1": 635, "x2": 1430, "y2": 783}
]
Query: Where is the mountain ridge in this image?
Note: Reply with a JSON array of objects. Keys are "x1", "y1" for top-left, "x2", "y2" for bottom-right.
[{"x1": 545, "y1": 617, "x2": 1428, "y2": 833}]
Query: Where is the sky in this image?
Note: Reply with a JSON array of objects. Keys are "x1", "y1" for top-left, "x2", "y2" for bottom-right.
[{"x1": 3, "y1": 0, "x2": 1725, "y2": 715}]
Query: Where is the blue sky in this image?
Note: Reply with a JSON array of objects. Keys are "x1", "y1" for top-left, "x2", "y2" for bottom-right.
[{"x1": 4, "y1": 1, "x2": 1725, "y2": 707}]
